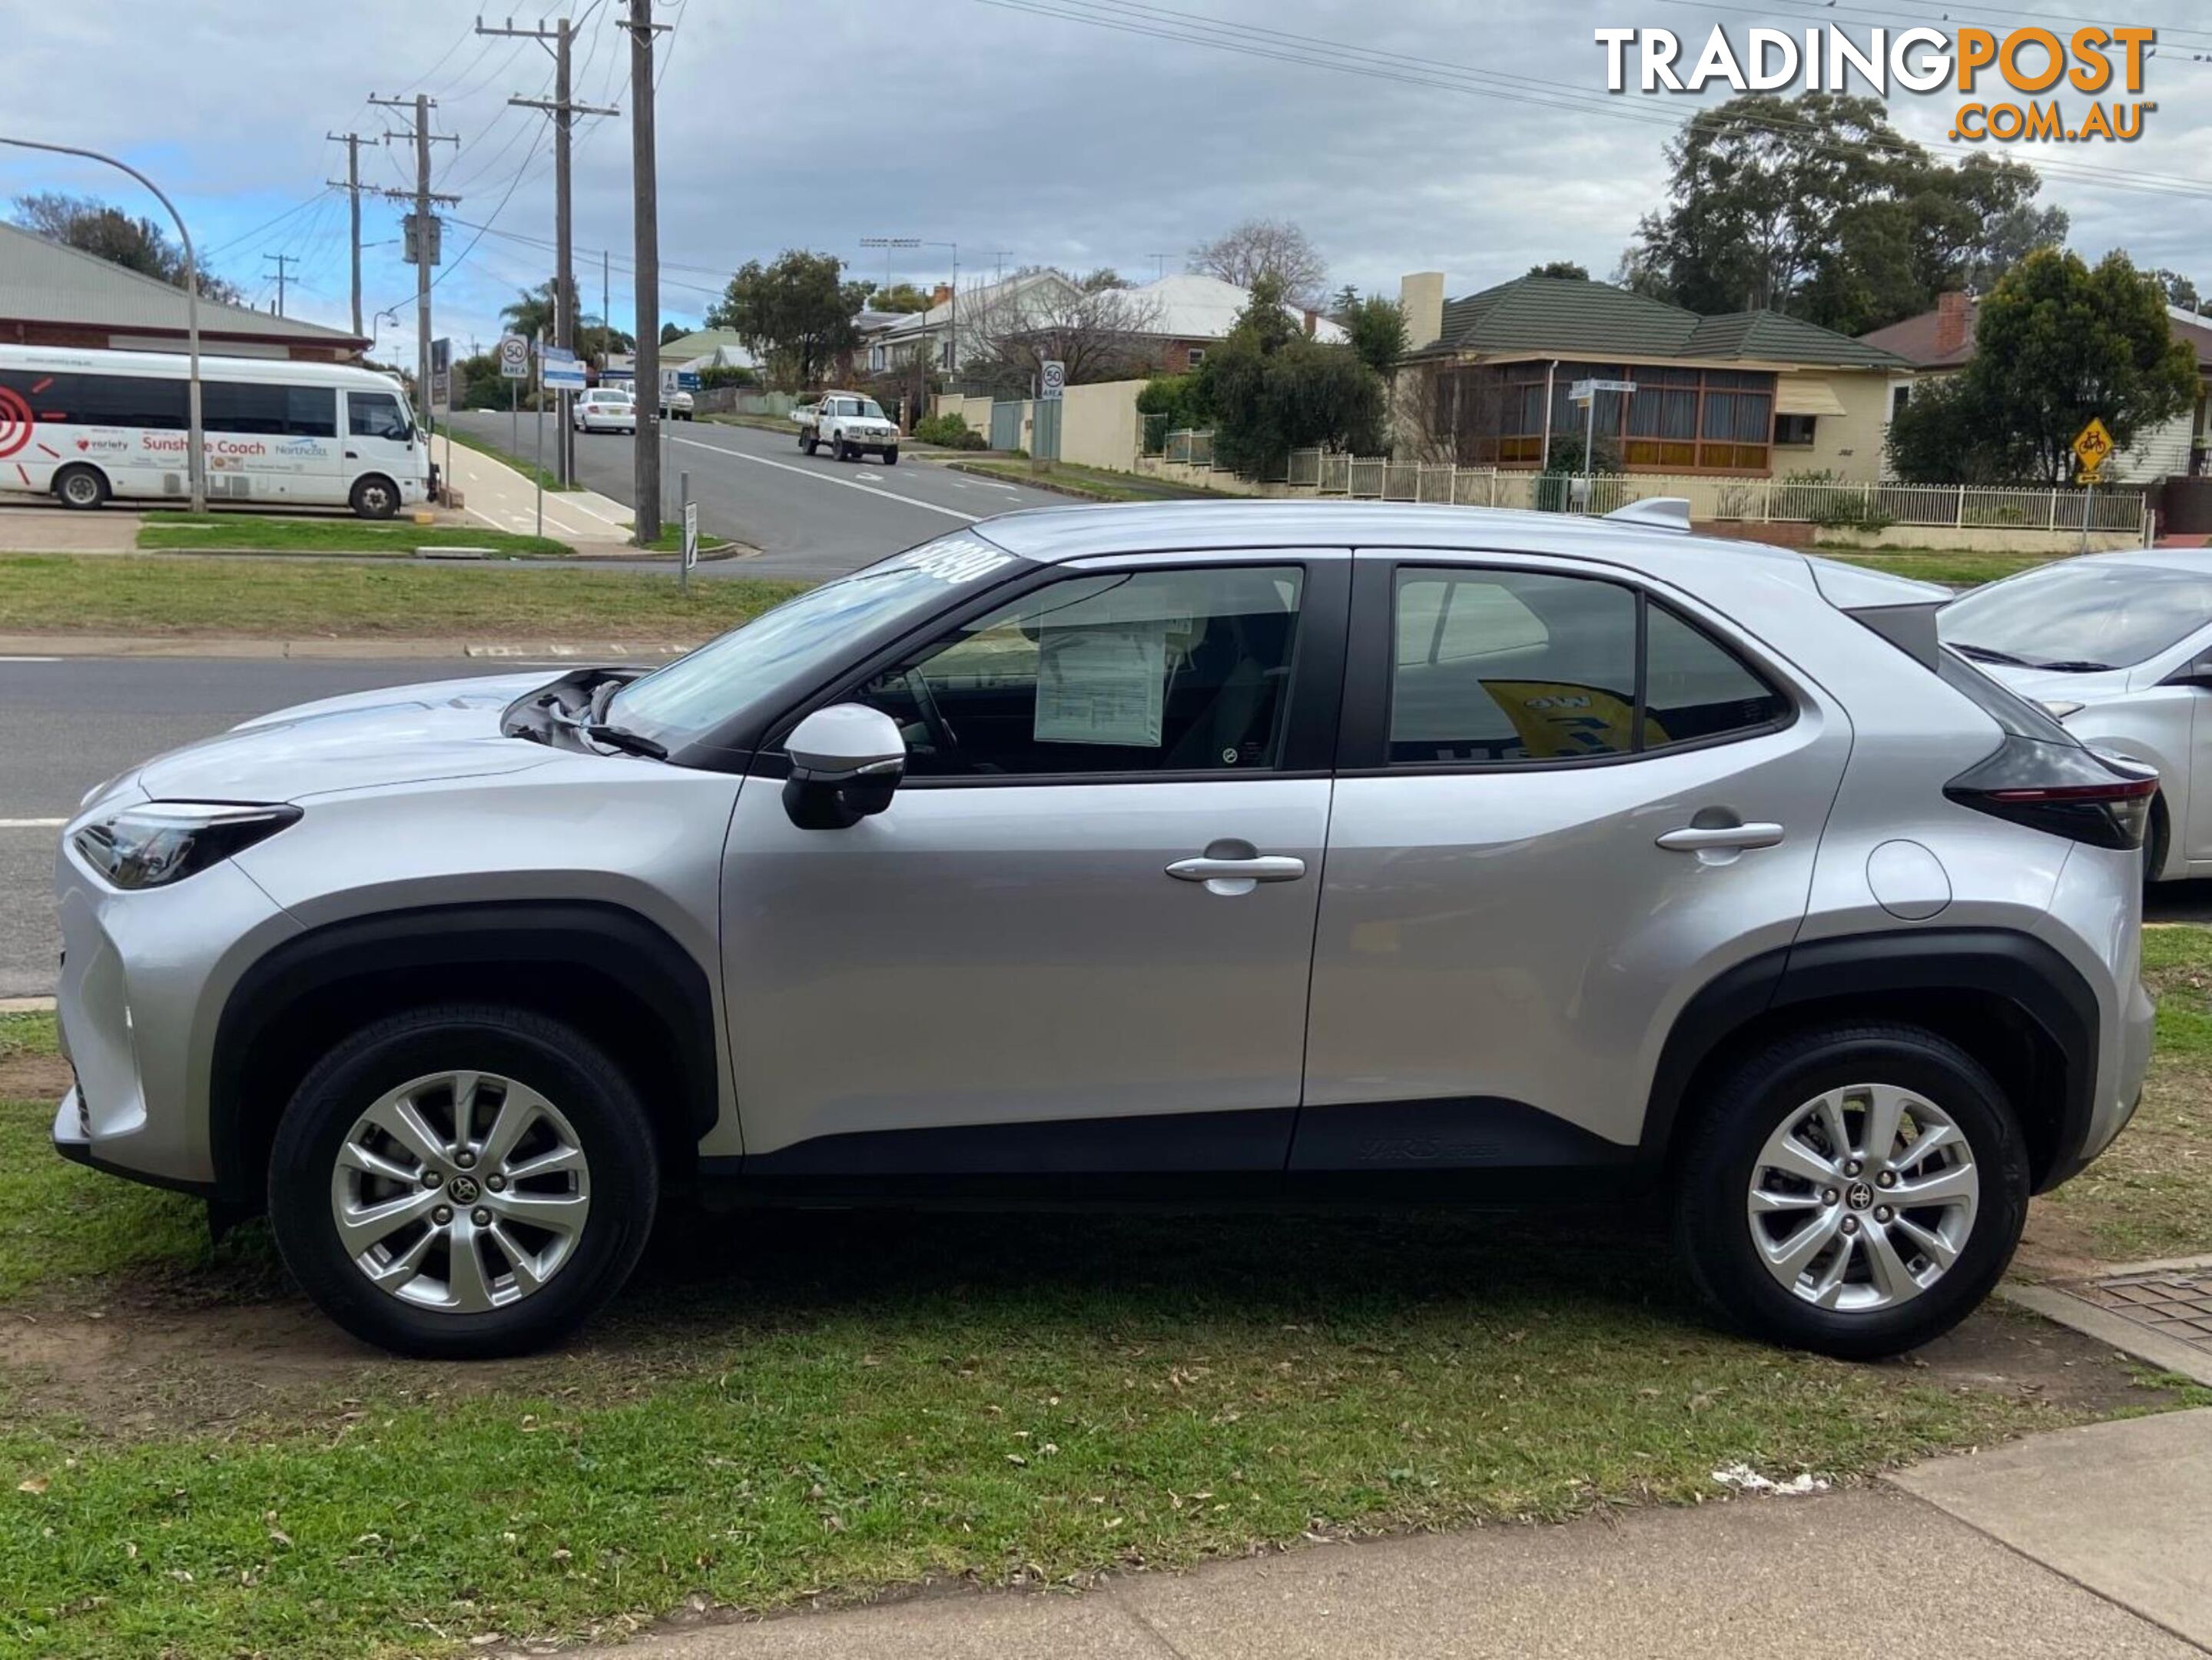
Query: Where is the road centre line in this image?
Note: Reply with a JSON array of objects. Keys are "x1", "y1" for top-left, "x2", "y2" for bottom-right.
[{"x1": 669, "y1": 437, "x2": 977, "y2": 522}]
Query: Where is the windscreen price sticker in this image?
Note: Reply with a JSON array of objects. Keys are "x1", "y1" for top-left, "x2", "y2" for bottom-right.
[{"x1": 887, "y1": 537, "x2": 1014, "y2": 585}]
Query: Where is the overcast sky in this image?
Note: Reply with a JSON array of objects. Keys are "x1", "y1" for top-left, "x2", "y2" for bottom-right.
[{"x1": 5, "y1": 0, "x2": 2208, "y2": 368}]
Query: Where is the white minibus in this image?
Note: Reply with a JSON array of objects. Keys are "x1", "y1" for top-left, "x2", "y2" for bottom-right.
[{"x1": 0, "y1": 345, "x2": 429, "y2": 517}]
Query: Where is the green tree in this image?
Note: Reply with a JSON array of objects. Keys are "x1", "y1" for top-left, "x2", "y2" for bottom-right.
[
  {"x1": 1624, "y1": 95, "x2": 2064, "y2": 334},
  {"x1": 12, "y1": 191, "x2": 244, "y2": 304},
  {"x1": 659, "y1": 320, "x2": 688, "y2": 345},
  {"x1": 868, "y1": 281, "x2": 933, "y2": 313},
  {"x1": 1886, "y1": 249, "x2": 2199, "y2": 483},
  {"x1": 1339, "y1": 294, "x2": 1408, "y2": 378},
  {"x1": 708, "y1": 251, "x2": 867, "y2": 390},
  {"x1": 499, "y1": 283, "x2": 555, "y2": 343},
  {"x1": 1076, "y1": 267, "x2": 1129, "y2": 293},
  {"x1": 2150, "y1": 269, "x2": 2204, "y2": 314},
  {"x1": 1525, "y1": 261, "x2": 1589, "y2": 281},
  {"x1": 1194, "y1": 277, "x2": 1385, "y2": 476}
]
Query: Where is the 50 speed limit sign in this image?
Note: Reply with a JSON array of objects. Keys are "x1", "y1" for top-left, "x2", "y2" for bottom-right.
[{"x1": 498, "y1": 334, "x2": 530, "y2": 380}]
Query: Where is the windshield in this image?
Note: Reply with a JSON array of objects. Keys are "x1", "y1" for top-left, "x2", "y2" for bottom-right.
[
  {"x1": 1939, "y1": 562, "x2": 2212, "y2": 672},
  {"x1": 606, "y1": 534, "x2": 1030, "y2": 749}
]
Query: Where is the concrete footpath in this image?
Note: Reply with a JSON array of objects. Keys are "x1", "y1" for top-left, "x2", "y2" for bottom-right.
[
  {"x1": 552, "y1": 1409, "x2": 2212, "y2": 1660},
  {"x1": 438, "y1": 436, "x2": 635, "y2": 549}
]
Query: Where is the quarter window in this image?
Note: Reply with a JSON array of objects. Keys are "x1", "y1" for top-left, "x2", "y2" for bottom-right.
[
  {"x1": 1386, "y1": 567, "x2": 1784, "y2": 765},
  {"x1": 858, "y1": 565, "x2": 1305, "y2": 778}
]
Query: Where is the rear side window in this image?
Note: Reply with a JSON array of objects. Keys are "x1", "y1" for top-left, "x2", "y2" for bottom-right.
[{"x1": 1385, "y1": 566, "x2": 1786, "y2": 766}]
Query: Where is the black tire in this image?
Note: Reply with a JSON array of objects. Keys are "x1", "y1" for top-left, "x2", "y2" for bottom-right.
[
  {"x1": 800, "y1": 433, "x2": 815, "y2": 455},
  {"x1": 53, "y1": 464, "x2": 109, "y2": 510},
  {"x1": 349, "y1": 474, "x2": 400, "y2": 520},
  {"x1": 833, "y1": 437, "x2": 851, "y2": 463},
  {"x1": 883, "y1": 447, "x2": 900, "y2": 466},
  {"x1": 2145, "y1": 793, "x2": 2170, "y2": 889},
  {"x1": 1673, "y1": 1023, "x2": 2028, "y2": 1360},
  {"x1": 267, "y1": 1004, "x2": 660, "y2": 1360}
]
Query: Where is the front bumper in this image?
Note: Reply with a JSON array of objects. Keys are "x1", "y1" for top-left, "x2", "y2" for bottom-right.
[{"x1": 51, "y1": 834, "x2": 302, "y2": 1193}]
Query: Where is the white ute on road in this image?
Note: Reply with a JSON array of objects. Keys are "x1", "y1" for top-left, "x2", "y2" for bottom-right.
[{"x1": 794, "y1": 391, "x2": 900, "y2": 465}]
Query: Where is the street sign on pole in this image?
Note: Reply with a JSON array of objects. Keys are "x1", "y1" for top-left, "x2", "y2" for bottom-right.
[
  {"x1": 429, "y1": 337, "x2": 452, "y2": 410},
  {"x1": 1568, "y1": 377, "x2": 1637, "y2": 402},
  {"x1": 2073, "y1": 417, "x2": 2114, "y2": 476},
  {"x1": 497, "y1": 334, "x2": 530, "y2": 379},
  {"x1": 1040, "y1": 360, "x2": 1066, "y2": 400},
  {"x1": 539, "y1": 344, "x2": 587, "y2": 392},
  {"x1": 682, "y1": 501, "x2": 698, "y2": 569}
]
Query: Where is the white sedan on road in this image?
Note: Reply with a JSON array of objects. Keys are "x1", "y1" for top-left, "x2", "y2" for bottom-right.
[{"x1": 572, "y1": 389, "x2": 636, "y2": 435}]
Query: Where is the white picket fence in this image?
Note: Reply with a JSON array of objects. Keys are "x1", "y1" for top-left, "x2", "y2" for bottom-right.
[{"x1": 1152, "y1": 430, "x2": 2150, "y2": 534}]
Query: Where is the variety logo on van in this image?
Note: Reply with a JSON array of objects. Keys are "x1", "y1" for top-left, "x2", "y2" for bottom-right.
[{"x1": 1594, "y1": 23, "x2": 2161, "y2": 143}]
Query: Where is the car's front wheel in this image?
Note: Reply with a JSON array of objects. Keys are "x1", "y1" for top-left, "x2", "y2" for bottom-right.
[
  {"x1": 268, "y1": 1005, "x2": 659, "y2": 1359},
  {"x1": 1674, "y1": 1024, "x2": 2027, "y2": 1360}
]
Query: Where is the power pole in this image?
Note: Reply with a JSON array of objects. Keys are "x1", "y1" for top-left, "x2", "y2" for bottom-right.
[
  {"x1": 326, "y1": 131, "x2": 371, "y2": 339},
  {"x1": 262, "y1": 252, "x2": 298, "y2": 317},
  {"x1": 370, "y1": 93, "x2": 459, "y2": 463},
  {"x1": 481, "y1": 16, "x2": 617, "y2": 488},
  {"x1": 624, "y1": 0, "x2": 668, "y2": 545}
]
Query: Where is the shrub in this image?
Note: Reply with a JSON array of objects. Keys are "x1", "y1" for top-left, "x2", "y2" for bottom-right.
[{"x1": 914, "y1": 413, "x2": 986, "y2": 449}]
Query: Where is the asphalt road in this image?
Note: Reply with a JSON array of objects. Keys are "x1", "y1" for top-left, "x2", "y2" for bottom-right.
[
  {"x1": 443, "y1": 410, "x2": 1068, "y2": 581},
  {"x1": 0, "y1": 654, "x2": 551, "y2": 998}
]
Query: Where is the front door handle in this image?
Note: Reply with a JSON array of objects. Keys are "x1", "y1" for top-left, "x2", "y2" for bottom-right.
[
  {"x1": 1656, "y1": 822, "x2": 1786, "y2": 852},
  {"x1": 1166, "y1": 855, "x2": 1307, "y2": 884}
]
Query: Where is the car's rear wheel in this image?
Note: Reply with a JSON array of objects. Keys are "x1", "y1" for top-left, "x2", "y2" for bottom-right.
[
  {"x1": 268, "y1": 1005, "x2": 659, "y2": 1359},
  {"x1": 54, "y1": 464, "x2": 110, "y2": 510},
  {"x1": 1673, "y1": 1024, "x2": 2027, "y2": 1360}
]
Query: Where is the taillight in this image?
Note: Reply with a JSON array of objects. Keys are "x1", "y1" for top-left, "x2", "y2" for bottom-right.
[{"x1": 1945, "y1": 738, "x2": 2157, "y2": 851}]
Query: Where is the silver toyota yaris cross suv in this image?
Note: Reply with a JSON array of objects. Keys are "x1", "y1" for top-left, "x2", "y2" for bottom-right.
[{"x1": 51, "y1": 501, "x2": 2156, "y2": 1360}]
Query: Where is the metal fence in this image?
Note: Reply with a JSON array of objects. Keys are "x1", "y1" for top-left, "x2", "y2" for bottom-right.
[{"x1": 1149, "y1": 432, "x2": 2149, "y2": 533}]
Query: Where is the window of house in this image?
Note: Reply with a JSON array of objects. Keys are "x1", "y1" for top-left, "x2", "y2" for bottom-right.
[
  {"x1": 1386, "y1": 567, "x2": 1784, "y2": 765},
  {"x1": 869, "y1": 346, "x2": 885, "y2": 372},
  {"x1": 857, "y1": 565, "x2": 1305, "y2": 778},
  {"x1": 1462, "y1": 363, "x2": 1775, "y2": 473},
  {"x1": 1891, "y1": 384, "x2": 1912, "y2": 419},
  {"x1": 1188, "y1": 347, "x2": 1206, "y2": 367},
  {"x1": 1774, "y1": 413, "x2": 1818, "y2": 446}
]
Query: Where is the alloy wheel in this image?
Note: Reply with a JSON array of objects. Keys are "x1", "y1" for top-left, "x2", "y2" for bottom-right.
[
  {"x1": 328, "y1": 1069, "x2": 592, "y2": 1313},
  {"x1": 1745, "y1": 1082, "x2": 1978, "y2": 1312}
]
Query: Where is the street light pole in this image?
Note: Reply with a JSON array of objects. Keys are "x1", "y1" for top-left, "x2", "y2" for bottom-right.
[{"x1": 1, "y1": 135, "x2": 204, "y2": 511}]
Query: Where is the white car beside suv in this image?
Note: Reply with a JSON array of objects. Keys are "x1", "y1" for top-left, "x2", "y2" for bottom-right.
[
  {"x1": 572, "y1": 387, "x2": 635, "y2": 435},
  {"x1": 794, "y1": 392, "x2": 900, "y2": 464},
  {"x1": 51, "y1": 501, "x2": 2155, "y2": 1360}
]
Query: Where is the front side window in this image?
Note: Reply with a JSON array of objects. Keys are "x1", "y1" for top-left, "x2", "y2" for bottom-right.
[
  {"x1": 1386, "y1": 566, "x2": 1783, "y2": 765},
  {"x1": 347, "y1": 390, "x2": 408, "y2": 440},
  {"x1": 860, "y1": 565, "x2": 1305, "y2": 778}
]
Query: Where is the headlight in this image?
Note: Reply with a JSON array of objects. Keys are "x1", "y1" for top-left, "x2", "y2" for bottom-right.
[
  {"x1": 73, "y1": 802, "x2": 301, "y2": 890},
  {"x1": 2039, "y1": 700, "x2": 2086, "y2": 721}
]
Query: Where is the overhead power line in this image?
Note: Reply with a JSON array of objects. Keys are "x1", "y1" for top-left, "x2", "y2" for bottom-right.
[{"x1": 964, "y1": 0, "x2": 2212, "y2": 201}]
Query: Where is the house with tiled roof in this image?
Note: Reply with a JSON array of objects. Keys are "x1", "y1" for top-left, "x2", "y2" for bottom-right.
[
  {"x1": 1396, "y1": 271, "x2": 1912, "y2": 481},
  {"x1": 1862, "y1": 291, "x2": 2212, "y2": 483}
]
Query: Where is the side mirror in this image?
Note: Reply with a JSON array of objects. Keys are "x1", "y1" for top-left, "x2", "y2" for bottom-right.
[{"x1": 782, "y1": 703, "x2": 906, "y2": 830}]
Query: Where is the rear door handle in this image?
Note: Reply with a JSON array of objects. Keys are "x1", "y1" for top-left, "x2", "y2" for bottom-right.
[
  {"x1": 1166, "y1": 855, "x2": 1307, "y2": 884},
  {"x1": 1656, "y1": 822, "x2": 1786, "y2": 852}
]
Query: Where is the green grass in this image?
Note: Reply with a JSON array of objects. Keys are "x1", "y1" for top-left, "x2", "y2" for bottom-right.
[
  {"x1": 625, "y1": 525, "x2": 732, "y2": 555},
  {"x1": 0, "y1": 555, "x2": 805, "y2": 640},
  {"x1": 701, "y1": 412, "x2": 797, "y2": 434},
  {"x1": 2038, "y1": 925, "x2": 2212, "y2": 1260},
  {"x1": 439, "y1": 423, "x2": 580, "y2": 493},
  {"x1": 1819, "y1": 549, "x2": 2052, "y2": 587},
  {"x1": 2, "y1": 937, "x2": 2204, "y2": 1655},
  {"x1": 951, "y1": 459, "x2": 1238, "y2": 503},
  {"x1": 0, "y1": 1174, "x2": 2088, "y2": 1658},
  {"x1": 134, "y1": 516, "x2": 573, "y2": 559}
]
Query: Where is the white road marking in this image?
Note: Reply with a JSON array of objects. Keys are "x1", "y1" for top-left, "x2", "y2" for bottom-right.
[
  {"x1": 0, "y1": 818, "x2": 67, "y2": 829},
  {"x1": 670, "y1": 436, "x2": 978, "y2": 522},
  {"x1": 0, "y1": 656, "x2": 61, "y2": 663}
]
